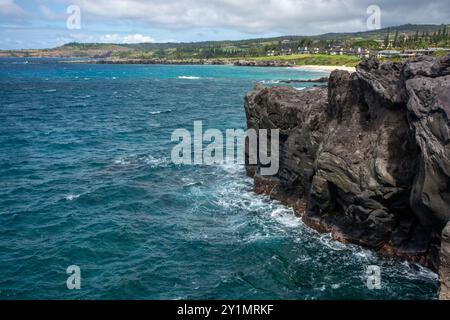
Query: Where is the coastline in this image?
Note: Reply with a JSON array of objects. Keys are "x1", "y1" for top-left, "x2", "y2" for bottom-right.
[
  {"x1": 12, "y1": 57, "x2": 357, "y2": 72},
  {"x1": 96, "y1": 59, "x2": 356, "y2": 71}
]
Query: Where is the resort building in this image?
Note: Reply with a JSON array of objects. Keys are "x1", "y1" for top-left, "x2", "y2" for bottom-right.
[
  {"x1": 298, "y1": 46, "x2": 310, "y2": 54},
  {"x1": 377, "y1": 50, "x2": 401, "y2": 58}
]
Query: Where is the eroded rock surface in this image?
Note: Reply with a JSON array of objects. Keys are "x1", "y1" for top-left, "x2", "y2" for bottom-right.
[
  {"x1": 245, "y1": 55, "x2": 450, "y2": 298},
  {"x1": 440, "y1": 222, "x2": 450, "y2": 300}
]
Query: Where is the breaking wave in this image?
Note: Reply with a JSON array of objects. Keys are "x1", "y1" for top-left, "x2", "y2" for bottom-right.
[{"x1": 177, "y1": 76, "x2": 201, "y2": 80}]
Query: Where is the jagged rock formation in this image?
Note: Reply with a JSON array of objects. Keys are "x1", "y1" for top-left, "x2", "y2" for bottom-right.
[
  {"x1": 244, "y1": 55, "x2": 450, "y2": 298},
  {"x1": 440, "y1": 222, "x2": 450, "y2": 299}
]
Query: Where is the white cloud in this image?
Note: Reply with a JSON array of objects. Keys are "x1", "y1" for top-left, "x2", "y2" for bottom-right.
[
  {"x1": 64, "y1": 0, "x2": 450, "y2": 35},
  {"x1": 100, "y1": 34, "x2": 121, "y2": 42},
  {"x1": 122, "y1": 34, "x2": 155, "y2": 43},
  {"x1": 99, "y1": 33, "x2": 155, "y2": 43},
  {"x1": 1, "y1": 0, "x2": 450, "y2": 50}
]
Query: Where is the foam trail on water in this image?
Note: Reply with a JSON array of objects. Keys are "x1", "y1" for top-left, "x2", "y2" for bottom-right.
[{"x1": 178, "y1": 76, "x2": 201, "y2": 80}]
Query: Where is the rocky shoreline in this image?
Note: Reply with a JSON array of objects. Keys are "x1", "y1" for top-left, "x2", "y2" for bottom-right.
[
  {"x1": 94, "y1": 58, "x2": 295, "y2": 67},
  {"x1": 244, "y1": 55, "x2": 450, "y2": 299},
  {"x1": 60, "y1": 58, "x2": 361, "y2": 71}
]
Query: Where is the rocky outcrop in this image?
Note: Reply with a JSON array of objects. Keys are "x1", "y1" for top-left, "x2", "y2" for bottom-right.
[
  {"x1": 234, "y1": 60, "x2": 294, "y2": 67},
  {"x1": 96, "y1": 58, "x2": 229, "y2": 65},
  {"x1": 440, "y1": 222, "x2": 450, "y2": 300},
  {"x1": 95, "y1": 58, "x2": 294, "y2": 67},
  {"x1": 279, "y1": 77, "x2": 329, "y2": 84},
  {"x1": 244, "y1": 55, "x2": 450, "y2": 298}
]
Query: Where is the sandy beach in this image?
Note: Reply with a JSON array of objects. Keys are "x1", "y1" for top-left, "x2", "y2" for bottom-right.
[{"x1": 294, "y1": 65, "x2": 356, "y2": 73}]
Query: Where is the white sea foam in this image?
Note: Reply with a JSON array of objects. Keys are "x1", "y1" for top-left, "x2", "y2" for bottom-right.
[
  {"x1": 397, "y1": 261, "x2": 438, "y2": 281},
  {"x1": 213, "y1": 175, "x2": 303, "y2": 232},
  {"x1": 113, "y1": 158, "x2": 133, "y2": 165},
  {"x1": 113, "y1": 154, "x2": 169, "y2": 168},
  {"x1": 270, "y1": 207, "x2": 301, "y2": 228},
  {"x1": 211, "y1": 163, "x2": 438, "y2": 287},
  {"x1": 65, "y1": 194, "x2": 80, "y2": 201},
  {"x1": 218, "y1": 162, "x2": 244, "y2": 175},
  {"x1": 182, "y1": 177, "x2": 203, "y2": 187},
  {"x1": 242, "y1": 232, "x2": 271, "y2": 243},
  {"x1": 177, "y1": 76, "x2": 201, "y2": 80},
  {"x1": 260, "y1": 80, "x2": 280, "y2": 84},
  {"x1": 78, "y1": 95, "x2": 92, "y2": 99},
  {"x1": 149, "y1": 109, "x2": 172, "y2": 115},
  {"x1": 43, "y1": 89, "x2": 57, "y2": 93},
  {"x1": 318, "y1": 234, "x2": 347, "y2": 251},
  {"x1": 143, "y1": 155, "x2": 169, "y2": 167}
]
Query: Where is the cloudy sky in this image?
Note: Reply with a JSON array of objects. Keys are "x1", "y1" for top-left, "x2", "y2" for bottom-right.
[{"x1": 1, "y1": 0, "x2": 449, "y2": 49}]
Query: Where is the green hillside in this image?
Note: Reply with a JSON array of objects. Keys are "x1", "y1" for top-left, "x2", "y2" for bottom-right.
[{"x1": 1, "y1": 24, "x2": 449, "y2": 60}]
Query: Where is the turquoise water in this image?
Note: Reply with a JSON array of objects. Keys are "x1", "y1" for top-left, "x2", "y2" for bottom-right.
[{"x1": 0, "y1": 59, "x2": 439, "y2": 299}]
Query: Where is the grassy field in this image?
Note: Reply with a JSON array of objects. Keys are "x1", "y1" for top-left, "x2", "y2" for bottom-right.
[{"x1": 246, "y1": 54, "x2": 362, "y2": 67}]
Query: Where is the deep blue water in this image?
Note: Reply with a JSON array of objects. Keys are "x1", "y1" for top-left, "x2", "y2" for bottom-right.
[{"x1": 0, "y1": 59, "x2": 439, "y2": 299}]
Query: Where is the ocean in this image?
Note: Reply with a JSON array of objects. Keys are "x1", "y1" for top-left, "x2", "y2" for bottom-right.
[{"x1": 0, "y1": 58, "x2": 439, "y2": 299}]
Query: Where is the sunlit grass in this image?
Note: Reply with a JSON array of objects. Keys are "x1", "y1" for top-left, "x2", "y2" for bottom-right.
[{"x1": 232, "y1": 54, "x2": 361, "y2": 67}]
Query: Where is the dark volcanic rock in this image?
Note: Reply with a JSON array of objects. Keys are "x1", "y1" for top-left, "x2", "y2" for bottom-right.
[
  {"x1": 234, "y1": 60, "x2": 294, "y2": 67},
  {"x1": 245, "y1": 55, "x2": 450, "y2": 298},
  {"x1": 279, "y1": 77, "x2": 329, "y2": 84},
  {"x1": 440, "y1": 222, "x2": 450, "y2": 300},
  {"x1": 245, "y1": 85, "x2": 329, "y2": 208}
]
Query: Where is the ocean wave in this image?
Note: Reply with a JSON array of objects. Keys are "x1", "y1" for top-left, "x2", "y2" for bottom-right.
[
  {"x1": 213, "y1": 177, "x2": 302, "y2": 231},
  {"x1": 65, "y1": 194, "x2": 81, "y2": 201},
  {"x1": 397, "y1": 261, "x2": 438, "y2": 281},
  {"x1": 318, "y1": 234, "x2": 349, "y2": 251},
  {"x1": 78, "y1": 95, "x2": 92, "y2": 99},
  {"x1": 43, "y1": 89, "x2": 57, "y2": 93},
  {"x1": 260, "y1": 80, "x2": 280, "y2": 84},
  {"x1": 177, "y1": 76, "x2": 201, "y2": 80},
  {"x1": 242, "y1": 232, "x2": 271, "y2": 243},
  {"x1": 113, "y1": 154, "x2": 169, "y2": 168},
  {"x1": 181, "y1": 177, "x2": 203, "y2": 187},
  {"x1": 270, "y1": 207, "x2": 301, "y2": 228},
  {"x1": 149, "y1": 109, "x2": 172, "y2": 115},
  {"x1": 217, "y1": 162, "x2": 244, "y2": 175}
]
